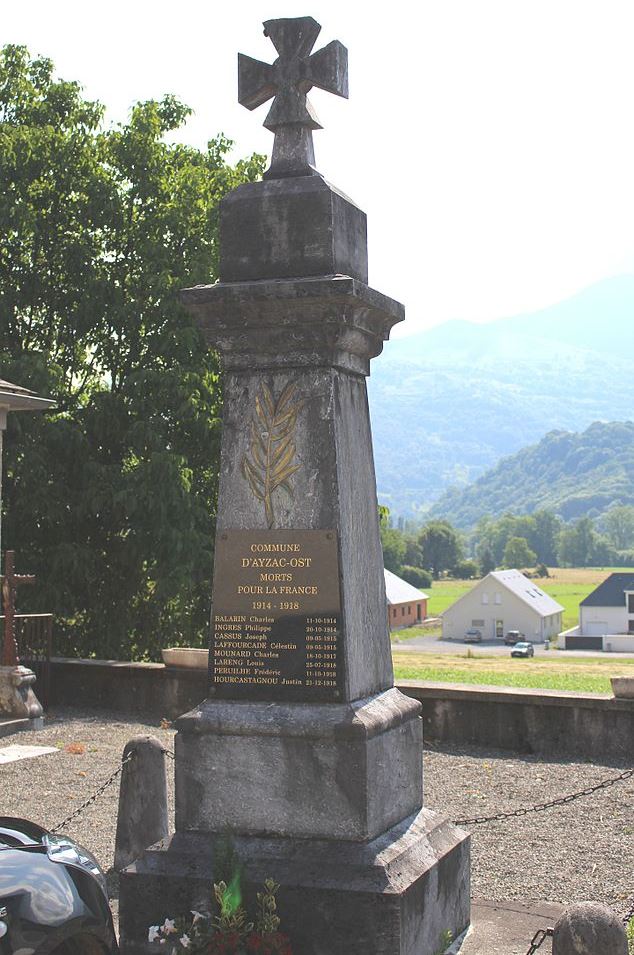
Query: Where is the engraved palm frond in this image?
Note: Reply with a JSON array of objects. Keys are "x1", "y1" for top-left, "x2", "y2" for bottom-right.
[{"x1": 241, "y1": 382, "x2": 302, "y2": 527}]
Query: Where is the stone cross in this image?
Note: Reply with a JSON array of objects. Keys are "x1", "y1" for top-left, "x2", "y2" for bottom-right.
[
  {"x1": 238, "y1": 16, "x2": 348, "y2": 179},
  {"x1": 1, "y1": 551, "x2": 35, "y2": 667}
]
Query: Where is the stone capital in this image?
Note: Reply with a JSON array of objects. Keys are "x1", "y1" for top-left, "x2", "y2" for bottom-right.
[{"x1": 181, "y1": 275, "x2": 404, "y2": 376}]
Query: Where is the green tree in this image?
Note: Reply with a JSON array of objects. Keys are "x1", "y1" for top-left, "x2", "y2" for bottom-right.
[
  {"x1": 556, "y1": 517, "x2": 596, "y2": 567},
  {"x1": 380, "y1": 527, "x2": 407, "y2": 574},
  {"x1": 601, "y1": 505, "x2": 634, "y2": 550},
  {"x1": 0, "y1": 45, "x2": 264, "y2": 659},
  {"x1": 418, "y1": 520, "x2": 463, "y2": 578},
  {"x1": 477, "y1": 544, "x2": 496, "y2": 576},
  {"x1": 451, "y1": 558, "x2": 479, "y2": 579},
  {"x1": 502, "y1": 536, "x2": 537, "y2": 569}
]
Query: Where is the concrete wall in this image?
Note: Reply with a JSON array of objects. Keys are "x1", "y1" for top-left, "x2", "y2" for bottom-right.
[
  {"x1": 399, "y1": 680, "x2": 634, "y2": 761},
  {"x1": 47, "y1": 659, "x2": 634, "y2": 760}
]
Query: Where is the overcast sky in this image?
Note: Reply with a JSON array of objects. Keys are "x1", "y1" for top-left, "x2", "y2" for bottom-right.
[{"x1": 4, "y1": 0, "x2": 634, "y2": 334}]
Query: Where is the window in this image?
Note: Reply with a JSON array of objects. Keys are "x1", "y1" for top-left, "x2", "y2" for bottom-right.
[
  {"x1": 482, "y1": 593, "x2": 489, "y2": 605},
  {"x1": 407, "y1": 605, "x2": 411, "y2": 614},
  {"x1": 629, "y1": 619, "x2": 634, "y2": 634},
  {"x1": 417, "y1": 604, "x2": 421, "y2": 617},
  {"x1": 628, "y1": 594, "x2": 634, "y2": 613},
  {"x1": 472, "y1": 619, "x2": 485, "y2": 627},
  {"x1": 392, "y1": 608, "x2": 397, "y2": 618},
  {"x1": 495, "y1": 593, "x2": 501, "y2": 605},
  {"x1": 401, "y1": 607, "x2": 405, "y2": 616}
]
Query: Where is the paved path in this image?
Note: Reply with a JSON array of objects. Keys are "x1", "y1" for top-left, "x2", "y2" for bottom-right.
[{"x1": 460, "y1": 901, "x2": 562, "y2": 954}]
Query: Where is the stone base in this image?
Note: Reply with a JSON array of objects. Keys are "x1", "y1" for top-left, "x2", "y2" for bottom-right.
[
  {"x1": 0, "y1": 665, "x2": 44, "y2": 720},
  {"x1": 0, "y1": 716, "x2": 43, "y2": 738},
  {"x1": 175, "y1": 689, "x2": 423, "y2": 841},
  {"x1": 119, "y1": 808, "x2": 470, "y2": 955}
]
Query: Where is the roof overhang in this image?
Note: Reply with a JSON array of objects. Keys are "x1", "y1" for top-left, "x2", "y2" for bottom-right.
[{"x1": 0, "y1": 380, "x2": 56, "y2": 414}]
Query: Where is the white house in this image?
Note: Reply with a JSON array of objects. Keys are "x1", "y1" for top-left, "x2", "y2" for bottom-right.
[
  {"x1": 384, "y1": 569, "x2": 428, "y2": 630},
  {"x1": 559, "y1": 572, "x2": 634, "y2": 652},
  {"x1": 442, "y1": 569, "x2": 563, "y2": 643}
]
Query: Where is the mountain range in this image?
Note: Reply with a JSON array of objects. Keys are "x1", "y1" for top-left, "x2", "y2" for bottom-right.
[
  {"x1": 430, "y1": 420, "x2": 634, "y2": 528},
  {"x1": 367, "y1": 274, "x2": 634, "y2": 519}
]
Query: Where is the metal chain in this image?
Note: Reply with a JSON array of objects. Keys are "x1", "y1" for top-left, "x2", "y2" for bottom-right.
[
  {"x1": 525, "y1": 928, "x2": 553, "y2": 954},
  {"x1": 51, "y1": 752, "x2": 134, "y2": 833},
  {"x1": 454, "y1": 766, "x2": 634, "y2": 827}
]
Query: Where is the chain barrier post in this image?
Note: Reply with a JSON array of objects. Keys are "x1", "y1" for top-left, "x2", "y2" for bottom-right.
[
  {"x1": 114, "y1": 735, "x2": 169, "y2": 871},
  {"x1": 552, "y1": 902, "x2": 628, "y2": 954}
]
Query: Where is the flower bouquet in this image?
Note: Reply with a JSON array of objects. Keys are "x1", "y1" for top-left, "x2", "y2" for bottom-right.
[{"x1": 148, "y1": 878, "x2": 292, "y2": 955}]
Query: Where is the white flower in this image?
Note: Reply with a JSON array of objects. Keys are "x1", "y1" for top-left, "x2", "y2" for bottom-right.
[
  {"x1": 180, "y1": 935, "x2": 191, "y2": 948},
  {"x1": 191, "y1": 910, "x2": 206, "y2": 923},
  {"x1": 162, "y1": 919, "x2": 177, "y2": 935},
  {"x1": 148, "y1": 926, "x2": 161, "y2": 943}
]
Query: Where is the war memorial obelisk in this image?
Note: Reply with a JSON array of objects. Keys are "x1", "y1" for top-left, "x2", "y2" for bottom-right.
[{"x1": 119, "y1": 16, "x2": 470, "y2": 955}]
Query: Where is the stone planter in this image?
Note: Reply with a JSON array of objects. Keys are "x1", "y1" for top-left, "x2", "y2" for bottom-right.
[
  {"x1": 161, "y1": 648, "x2": 208, "y2": 669},
  {"x1": 610, "y1": 676, "x2": 634, "y2": 699}
]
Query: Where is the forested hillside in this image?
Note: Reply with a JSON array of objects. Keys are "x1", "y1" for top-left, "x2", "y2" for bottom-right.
[
  {"x1": 432, "y1": 421, "x2": 634, "y2": 528},
  {"x1": 368, "y1": 275, "x2": 634, "y2": 518}
]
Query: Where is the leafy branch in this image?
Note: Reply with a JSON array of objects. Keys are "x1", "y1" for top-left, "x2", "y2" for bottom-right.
[{"x1": 241, "y1": 382, "x2": 302, "y2": 528}]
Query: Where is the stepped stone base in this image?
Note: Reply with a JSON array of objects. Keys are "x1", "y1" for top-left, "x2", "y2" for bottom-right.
[
  {"x1": 119, "y1": 808, "x2": 470, "y2": 955},
  {"x1": 175, "y1": 689, "x2": 424, "y2": 842}
]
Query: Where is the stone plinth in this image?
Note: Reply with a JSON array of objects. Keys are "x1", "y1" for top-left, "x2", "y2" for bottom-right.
[
  {"x1": 119, "y1": 810, "x2": 470, "y2": 955},
  {"x1": 220, "y1": 177, "x2": 368, "y2": 284},
  {"x1": 0, "y1": 665, "x2": 44, "y2": 725},
  {"x1": 175, "y1": 689, "x2": 422, "y2": 841}
]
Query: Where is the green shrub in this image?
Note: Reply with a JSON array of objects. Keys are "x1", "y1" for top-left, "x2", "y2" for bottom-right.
[{"x1": 400, "y1": 565, "x2": 433, "y2": 589}]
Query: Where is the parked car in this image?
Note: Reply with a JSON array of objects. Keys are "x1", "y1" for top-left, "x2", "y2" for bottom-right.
[
  {"x1": 504, "y1": 630, "x2": 525, "y2": 645},
  {"x1": 464, "y1": 628, "x2": 483, "y2": 643},
  {"x1": 0, "y1": 816, "x2": 118, "y2": 954},
  {"x1": 511, "y1": 642, "x2": 535, "y2": 658}
]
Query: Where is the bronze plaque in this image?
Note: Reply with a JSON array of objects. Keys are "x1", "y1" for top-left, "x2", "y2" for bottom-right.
[{"x1": 209, "y1": 529, "x2": 343, "y2": 701}]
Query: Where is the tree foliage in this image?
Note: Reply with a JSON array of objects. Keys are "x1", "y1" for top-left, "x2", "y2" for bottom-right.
[
  {"x1": 418, "y1": 520, "x2": 463, "y2": 578},
  {"x1": 502, "y1": 536, "x2": 537, "y2": 569},
  {"x1": 0, "y1": 45, "x2": 265, "y2": 659}
]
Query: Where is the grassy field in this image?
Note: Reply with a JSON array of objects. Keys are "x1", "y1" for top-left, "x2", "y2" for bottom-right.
[
  {"x1": 392, "y1": 649, "x2": 634, "y2": 694},
  {"x1": 390, "y1": 567, "x2": 634, "y2": 692}
]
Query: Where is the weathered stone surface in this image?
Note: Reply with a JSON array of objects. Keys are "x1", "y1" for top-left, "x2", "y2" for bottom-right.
[
  {"x1": 552, "y1": 901, "x2": 627, "y2": 954},
  {"x1": 181, "y1": 276, "x2": 403, "y2": 703},
  {"x1": 0, "y1": 665, "x2": 43, "y2": 720},
  {"x1": 175, "y1": 689, "x2": 423, "y2": 841},
  {"x1": 219, "y1": 177, "x2": 367, "y2": 283},
  {"x1": 182, "y1": 275, "x2": 403, "y2": 376},
  {"x1": 114, "y1": 735, "x2": 169, "y2": 872},
  {"x1": 119, "y1": 808, "x2": 471, "y2": 955},
  {"x1": 237, "y1": 17, "x2": 348, "y2": 180}
]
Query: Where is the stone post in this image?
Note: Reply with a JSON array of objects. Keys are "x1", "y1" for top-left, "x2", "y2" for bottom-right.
[
  {"x1": 553, "y1": 902, "x2": 628, "y2": 955},
  {"x1": 114, "y1": 736, "x2": 169, "y2": 872},
  {"x1": 119, "y1": 16, "x2": 470, "y2": 955}
]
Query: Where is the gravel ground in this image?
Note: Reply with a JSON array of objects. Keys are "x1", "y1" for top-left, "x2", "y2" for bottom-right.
[{"x1": 1, "y1": 707, "x2": 633, "y2": 917}]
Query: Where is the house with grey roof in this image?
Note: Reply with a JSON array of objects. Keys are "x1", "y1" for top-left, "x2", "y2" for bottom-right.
[
  {"x1": 442, "y1": 569, "x2": 563, "y2": 643},
  {"x1": 384, "y1": 568, "x2": 428, "y2": 630},
  {"x1": 560, "y1": 572, "x2": 634, "y2": 651}
]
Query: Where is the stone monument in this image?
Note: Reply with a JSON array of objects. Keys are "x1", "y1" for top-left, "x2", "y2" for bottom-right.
[{"x1": 119, "y1": 16, "x2": 470, "y2": 955}]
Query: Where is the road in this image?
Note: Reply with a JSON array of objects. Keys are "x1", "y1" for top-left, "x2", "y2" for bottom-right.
[{"x1": 391, "y1": 635, "x2": 634, "y2": 659}]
